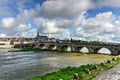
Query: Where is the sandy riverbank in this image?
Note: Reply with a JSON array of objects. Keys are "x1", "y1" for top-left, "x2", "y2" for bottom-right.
[
  {"x1": 41, "y1": 53, "x2": 116, "y2": 68},
  {"x1": 0, "y1": 45, "x2": 14, "y2": 49}
]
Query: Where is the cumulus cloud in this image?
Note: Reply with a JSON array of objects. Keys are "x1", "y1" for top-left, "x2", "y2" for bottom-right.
[
  {"x1": 37, "y1": 0, "x2": 94, "y2": 18},
  {"x1": 73, "y1": 11, "x2": 120, "y2": 42},
  {"x1": 0, "y1": 33, "x2": 7, "y2": 37},
  {"x1": 0, "y1": 0, "x2": 38, "y2": 37},
  {"x1": 2, "y1": 17, "x2": 15, "y2": 28},
  {"x1": 94, "y1": 0, "x2": 120, "y2": 8},
  {"x1": 1, "y1": 0, "x2": 120, "y2": 43},
  {"x1": 20, "y1": 29, "x2": 37, "y2": 38},
  {"x1": 0, "y1": 7, "x2": 13, "y2": 17},
  {"x1": 34, "y1": 10, "x2": 120, "y2": 42},
  {"x1": 34, "y1": 17, "x2": 70, "y2": 39}
]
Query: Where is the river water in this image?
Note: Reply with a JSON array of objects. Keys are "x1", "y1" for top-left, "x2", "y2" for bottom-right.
[{"x1": 0, "y1": 49, "x2": 114, "y2": 80}]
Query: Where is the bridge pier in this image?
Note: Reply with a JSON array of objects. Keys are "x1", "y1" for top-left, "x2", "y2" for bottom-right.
[
  {"x1": 87, "y1": 47, "x2": 95, "y2": 53},
  {"x1": 110, "y1": 48, "x2": 118, "y2": 55},
  {"x1": 56, "y1": 45, "x2": 61, "y2": 52},
  {"x1": 71, "y1": 45, "x2": 75, "y2": 52}
]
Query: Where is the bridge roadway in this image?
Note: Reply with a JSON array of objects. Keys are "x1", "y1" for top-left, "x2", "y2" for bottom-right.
[{"x1": 14, "y1": 42, "x2": 120, "y2": 55}]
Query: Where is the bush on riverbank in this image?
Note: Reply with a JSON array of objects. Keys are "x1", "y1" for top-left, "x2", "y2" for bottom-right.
[{"x1": 26, "y1": 57, "x2": 120, "y2": 80}]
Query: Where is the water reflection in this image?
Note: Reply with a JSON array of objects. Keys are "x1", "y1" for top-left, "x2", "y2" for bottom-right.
[{"x1": 0, "y1": 49, "x2": 113, "y2": 80}]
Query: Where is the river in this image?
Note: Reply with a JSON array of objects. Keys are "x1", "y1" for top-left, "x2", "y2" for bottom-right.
[{"x1": 0, "y1": 49, "x2": 114, "y2": 80}]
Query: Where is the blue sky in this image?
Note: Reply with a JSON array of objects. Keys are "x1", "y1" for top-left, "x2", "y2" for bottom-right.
[
  {"x1": 0, "y1": 0, "x2": 120, "y2": 42},
  {"x1": 87, "y1": 7, "x2": 120, "y2": 18}
]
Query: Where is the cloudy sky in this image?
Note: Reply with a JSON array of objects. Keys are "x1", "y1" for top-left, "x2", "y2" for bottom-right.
[{"x1": 0, "y1": 0, "x2": 120, "y2": 42}]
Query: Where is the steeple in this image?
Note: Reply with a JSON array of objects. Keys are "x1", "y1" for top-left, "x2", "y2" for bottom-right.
[{"x1": 36, "y1": 32, "x2": 39, "y2": 37}]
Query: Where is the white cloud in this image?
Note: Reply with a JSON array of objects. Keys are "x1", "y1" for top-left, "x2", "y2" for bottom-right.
[
  {"x1": 20, "y1": 29, "x2": 37, "y2": 38},
  {"x1": 0, "y1": 7, "x2": 13, "y2": 17},
  {"x1": 33, "y1": 9, "x2": 120, "y2": 42},
  {"x1": 2, "y1": 17, "x2": 15, "y2": 28},
  {"x1": 74, "y1": 11, "x2": 120, "y2": 42},
  {"x1": 38, "y1": 0, "x2": 94, "y2": 18},
  {"x1": 18, "y1": 24, "x2": 30, "y2": 31},
  {"x1": 1, "y1": 0, "x2": 120, "y2": 43},
  {"x1": 94, "y1": 0, "x2": 120, "y2": 8},
  {"x1": 0, "y1": 8, "x2": 36, "y2": 37},
  {"x1": 0, "y1": 33, "x2": 7, "y2": 37},
  {"x1": 44, "y1": 22, "x2": 58, "y2": 33},
  {"x1": 34, "y1": 17, "x2": 69, "y2": 36}
]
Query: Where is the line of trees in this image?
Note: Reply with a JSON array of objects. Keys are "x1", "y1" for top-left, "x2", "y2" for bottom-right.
[{"x1": 62, "y1": 38, "x2": 115, "y2": 45}]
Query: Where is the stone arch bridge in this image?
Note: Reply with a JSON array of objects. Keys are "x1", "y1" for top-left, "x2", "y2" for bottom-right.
[{"x1": 14, "y1": 42, "x2": 120, "y2": 55}]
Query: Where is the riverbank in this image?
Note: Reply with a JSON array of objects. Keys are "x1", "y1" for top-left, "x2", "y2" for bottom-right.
[
  {"x1": 94, "y1": 55, "x2": 120, "y2": 80},
  {"x1": 0, "y1": 45, "x2": 14, "y2": 49},
  {"x1": 25, "y1": 56, "x2": 120, "y2": 80}
]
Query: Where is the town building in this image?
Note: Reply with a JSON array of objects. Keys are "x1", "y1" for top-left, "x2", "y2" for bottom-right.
[
  {"x1": 35, "y1": 32, "x2": 48, "y2": 42},
  {"x1": 35, "y1": 32, "x2": 57, "y2": 42}
]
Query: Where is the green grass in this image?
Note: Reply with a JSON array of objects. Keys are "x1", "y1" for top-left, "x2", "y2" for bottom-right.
[{"x1": 25, "y1": 57, "x2": 120, "y2": 80}]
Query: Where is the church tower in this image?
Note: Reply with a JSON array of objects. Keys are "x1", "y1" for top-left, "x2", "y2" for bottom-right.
[{"x1": 36, "y1": 32, "x2": 39, "y2": 37}]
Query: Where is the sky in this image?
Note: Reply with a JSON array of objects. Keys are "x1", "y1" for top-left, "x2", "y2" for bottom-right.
[{"x1": 0, "y1": 0, "x2": 120, "y2": 43}]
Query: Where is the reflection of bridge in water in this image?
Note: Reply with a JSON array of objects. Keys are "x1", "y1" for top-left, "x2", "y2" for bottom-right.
[{"x1": 14, "y1": 42, "x2": 120, "y2": 55}]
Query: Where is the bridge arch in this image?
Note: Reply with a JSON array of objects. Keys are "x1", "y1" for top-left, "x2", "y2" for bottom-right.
[
  {"x1": 61, "y1": 45, "x2": 71, "y2": 52},
  {"x1": 39, "y1": 44, "x2": 46, "y2": 49},
  {"x1": 30, "y1": 43, "x2": 36, "y2": 48},
  {"x1": 94, "y1": 47, "x2": 111, "y2": 54},
  {"x1": 23, "y1": 44, "x2": 29, "y2": 48},
  {"x1": 14, "y1": 44, "x2": 19, "y2": 48},
  {"x1": 75, "y1": 46, "x2": 83, "y2": 52},
  {"x1": 117, "y1": 51, "x2": 120, "y2": 55},
  {"x1": 48, "y1": 44, "x2": 57, "y2": 50},
  {"x1": 75, "y1": 46, "x2": 89, "y2": 53}
]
